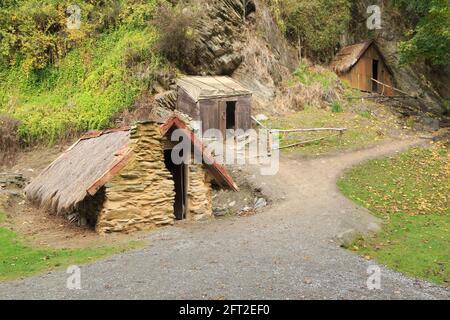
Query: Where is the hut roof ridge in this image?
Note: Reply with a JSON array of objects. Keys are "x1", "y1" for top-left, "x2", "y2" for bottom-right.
[{"x1": 177, "y1": 76, "x2": 252, "y2": 102}]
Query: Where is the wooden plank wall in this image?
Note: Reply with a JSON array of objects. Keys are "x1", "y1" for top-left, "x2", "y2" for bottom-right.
[
  {"x1": 177, "y1": 88, "x2": 200, "y2": 120},
  {"x1": 236, "y1": 95, "x2": 252, "y2": 131},
  {"x1": 199, "y1": 99, "x2": 219, "y2": 134},
  {"x1": 177, "y1": 92, "x2": 252, "y2": 135}
]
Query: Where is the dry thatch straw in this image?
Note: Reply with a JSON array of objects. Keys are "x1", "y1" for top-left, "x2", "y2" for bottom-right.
[
  {"x1": 331, "y1": 41, "x2": 373, "y2": 75},
  {"x1": 24, "y1": 129, "x2": 131, "y2": 216}
]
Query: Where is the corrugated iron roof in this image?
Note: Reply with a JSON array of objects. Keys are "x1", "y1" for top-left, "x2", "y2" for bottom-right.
[{"x1": 177, "y1": 76, "x2": 252, "y2": 102}]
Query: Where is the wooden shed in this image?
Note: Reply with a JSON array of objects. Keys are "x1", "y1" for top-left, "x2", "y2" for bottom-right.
[
  {"x1": 331, "y1": 41, "x2": 394, "y2": 96},
  {"x1": 176, "y1": 76, "x2": 252, "y2": 135}
]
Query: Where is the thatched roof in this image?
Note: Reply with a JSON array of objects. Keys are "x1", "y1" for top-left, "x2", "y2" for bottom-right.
[
  {"x1": 25, "y1": 116, "x2": 237, "y2": 215},
  {"x1": 177, "y1": 76, "x2": 252, "y2": 102},
  {"x1": 331, "y1": 41, "x2": 374, "y2": 75},
  {"x1": 25, "y1": 128, "x2": 132, "y2": 215}
]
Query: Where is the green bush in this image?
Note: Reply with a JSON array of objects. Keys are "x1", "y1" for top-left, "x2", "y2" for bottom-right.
[
  {"x1": 270, "y1": 0, "x2": 351, "y2": 62},
  {"x1": 331, "y1": 101, "x2": 343, "y2": 113},
  {"x1": 394, "y1": 0, "x2": 450, "y2": 68},
  {"x1": 0, "y1": 0, "x2": 158, "y2": 73},
  {"x1": 0, "y1": 0, "x2": 165, "y2": 143}
]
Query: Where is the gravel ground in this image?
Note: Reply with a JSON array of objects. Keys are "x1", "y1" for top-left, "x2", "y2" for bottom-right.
[{"x1": 0, "y1": 139, "x2": 448, "y2": 300}]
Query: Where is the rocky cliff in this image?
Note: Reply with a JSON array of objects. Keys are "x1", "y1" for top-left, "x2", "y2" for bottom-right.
[{"x1": 186, "y1": 0, "x2": 298, "y2": 109}]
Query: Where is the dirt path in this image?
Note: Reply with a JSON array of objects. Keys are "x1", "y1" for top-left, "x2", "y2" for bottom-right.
[{"x1": 0, "y1": 139, "x2": 448, "y2": 299}]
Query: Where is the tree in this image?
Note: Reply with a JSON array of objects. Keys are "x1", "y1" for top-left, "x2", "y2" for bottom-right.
[
  {"x1": 394, "y1": 0, "x2": 450, "y2": 68},
  {"x1": 152, "y1": 1, "x2": 203, "y2": 71},
  {"x1": 278, "y1": 0, "x2": 351, "y2": 63}
]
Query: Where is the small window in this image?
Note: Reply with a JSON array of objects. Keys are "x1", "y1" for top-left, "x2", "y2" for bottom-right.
[{"x1": 226, "y1": 101, "x2": 236, "y2": 130}]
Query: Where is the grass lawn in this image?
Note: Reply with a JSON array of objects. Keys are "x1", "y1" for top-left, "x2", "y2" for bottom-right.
[
  {"x1": 0, "y1": 210, "x2": 142, "y2": 281},
  {"x1": 338, "y1": 141, "x2": 449, "y2": 285},
  {"x1": 262, "y1": 105, "x2": 389, "y2": 155}
]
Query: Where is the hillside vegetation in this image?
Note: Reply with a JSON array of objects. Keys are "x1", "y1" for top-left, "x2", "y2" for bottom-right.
[
  {"x1": 0, "y1": 0, "x2": 165, "y2": 143},
  {"x1": 0, "y1": 0, "x2": 448, "y2": 147}
]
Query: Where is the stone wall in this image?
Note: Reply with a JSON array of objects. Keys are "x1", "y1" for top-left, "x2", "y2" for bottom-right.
[
  {"x1": 96, "y1": 123, "x2": 175, "y2": 234},
  {"x1": 187, "y1": 164, "x2": 213, "y2": 221}
]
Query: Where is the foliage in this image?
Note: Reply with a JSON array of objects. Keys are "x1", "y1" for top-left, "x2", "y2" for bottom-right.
[
  {"x1": 331, "y1": 101, "x2": 343, "y2": 113},
  {"x1": 293, "y1": 62, "x2": 340, "y2": 91},
  {"x1": 0, "y1": 0, "x2": 158, "y2": 73},
  {"x1": 338, "y1": 142, "x2": 449, "y2": 284},
  {"x1": 0, "y1": 0, "x2": 166, "y2": 142},
  {"x1": 269, "y1": 0, "x2": 351, "y2": 62},
  {"x1": 152, "y1": 0, "x2": 203, "y2": 71},
  {"x1": 393, "y1": 0, "x2": 450, "y2": 68}
]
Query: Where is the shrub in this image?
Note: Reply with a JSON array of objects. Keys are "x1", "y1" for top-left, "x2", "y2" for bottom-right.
[
  {"x1": 0, "y1": 0, "x2": 159, "y2": 73},
  {"x1": 152, "y1": 0, "x2": 203, "y2": 71},
  {"x1": 269, "y1": 0, "x2": 351, "y2": 63},
  {"x1": 331, "y1": 101, "x2": 343, "y2": 113},
  {"x1": 0, "y1": 114, "x2": 20, "y2": 166}
]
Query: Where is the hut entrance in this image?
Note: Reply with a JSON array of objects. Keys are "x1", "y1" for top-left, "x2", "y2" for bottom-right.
[
  {"x1": 372, "y1": 59, "x2": 379, "y2": 92},
  {"x1": 164, "y1": 150, "x2": 187, "y2": 220},
  {"x1": 226, "y1": 101, "x2": 236, "y2": 130}
]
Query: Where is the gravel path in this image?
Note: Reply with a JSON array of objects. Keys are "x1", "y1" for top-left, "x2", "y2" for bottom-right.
[{"x1": 1, "y1": 139, "x2": 448, "y2": 300}]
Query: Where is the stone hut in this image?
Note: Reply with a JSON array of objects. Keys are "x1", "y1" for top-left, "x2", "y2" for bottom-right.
[
  {"x1": 25, "y1": 116, "x2": 238, "y2": 234},
  {"x1": 331, "y1": 40, "x2": 394, "y2": 96},
  {"x1": 176, "y1": 76, "x2": 252, "y2": 135}
]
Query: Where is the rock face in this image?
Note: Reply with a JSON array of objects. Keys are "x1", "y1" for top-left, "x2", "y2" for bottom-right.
[
  {"x1": 191, "y1": 0, "x2": 247, "y2": 75},
  {"x1": 189, "y1": 0, "x2": 298, "y2": 109}
]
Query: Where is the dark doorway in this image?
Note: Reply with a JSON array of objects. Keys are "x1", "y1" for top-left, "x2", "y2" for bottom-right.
[
  {"x1": 372, "y1": 59, "x2": 379, "y2": 92},
  {"x1": 226, "y1": 101, "x2": 236, "y2": 130},
  {"x1": 164, "y1": 149, "x2": 186, "y2": 220}
]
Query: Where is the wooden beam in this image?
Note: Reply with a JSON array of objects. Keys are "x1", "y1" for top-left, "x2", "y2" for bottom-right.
[
  {"x1": 274, "y1": 132, "x2": 343, "y2": 150},
  {"x1": 86, "y1": 148, "x2": 134, "y2": 196},
  {"x1": 370, "y1": 78, "x2": 413, "y2": 97}
]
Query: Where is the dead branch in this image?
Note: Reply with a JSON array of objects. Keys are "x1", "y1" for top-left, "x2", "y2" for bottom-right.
[
  {"x1": 274, "y1": 132, "x2": 343, "y2": 150},
  {"x1": 271, "y1": 128, "x2": 347, "y2": 133}
]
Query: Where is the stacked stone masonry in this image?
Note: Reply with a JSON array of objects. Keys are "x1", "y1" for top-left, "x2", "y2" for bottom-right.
[
  {"x1": 96, "y1": 123, "x2": 175, "y2": 233},
  {"x1": 187, "y1": 164, "x2": 213, "y2": 221}
]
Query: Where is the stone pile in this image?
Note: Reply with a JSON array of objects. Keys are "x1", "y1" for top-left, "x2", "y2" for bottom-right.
[{"x1": 187, "y1": 164, "x2": 212, "y2": 220}]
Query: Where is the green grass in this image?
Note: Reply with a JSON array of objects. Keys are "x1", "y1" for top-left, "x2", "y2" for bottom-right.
[
  {"x1": 263, "y1": 105, "x2": 386, "y2": 155},
  {"x1": 338, "y1": 142, "x2": 449, "y2": 285},
  {"x1": 0, "y1": 210, "x2": 142, "y2": 281},
  {"x1": 0, "y1": 13, "x2": 163, "y2": 143},
  {"x1": 293, "y1": 62, "x2": 339, "y2": 91}
]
